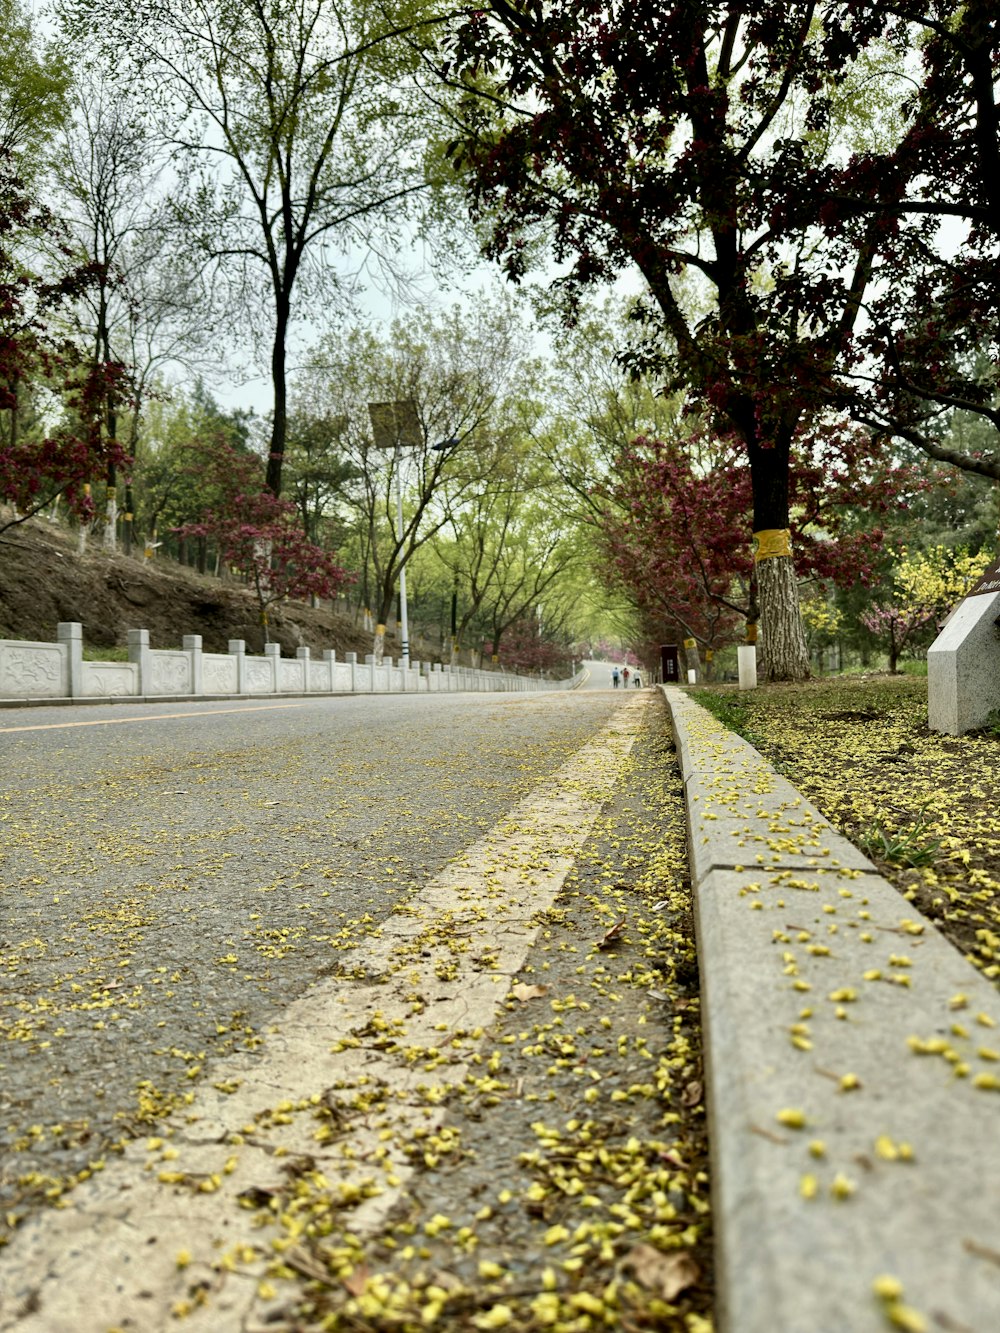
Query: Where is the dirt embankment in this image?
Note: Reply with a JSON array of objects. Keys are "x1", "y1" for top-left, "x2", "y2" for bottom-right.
[{"x1": 0, "y1": 516, "x2": 376, "y2": 658}]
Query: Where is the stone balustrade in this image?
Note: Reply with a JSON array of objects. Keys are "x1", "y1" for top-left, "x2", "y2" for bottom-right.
[{"x1": 0, "y1": 623, "x2": 576, "y2": 704}]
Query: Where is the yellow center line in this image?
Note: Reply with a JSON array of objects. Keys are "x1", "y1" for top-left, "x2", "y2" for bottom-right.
[{"x1": 0, "y1": 702, "x2": 314, "y2": 734}]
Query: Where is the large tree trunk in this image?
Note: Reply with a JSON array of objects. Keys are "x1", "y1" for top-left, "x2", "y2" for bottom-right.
[
  {"x1": 748, "y1": 432, "x2": 810, "y2": 682},
  {"x1": 265, "y1": 295, "x2": 290, "y2": 497},
  {"x1": 756, "y1": 556, "x2": 809, "y2": 681},
  {"x1": 373, "y1": 580, "x2": 395, "y2": 665}
]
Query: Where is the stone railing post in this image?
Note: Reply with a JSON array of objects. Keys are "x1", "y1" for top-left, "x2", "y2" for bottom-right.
[
  {"x1": 57, "y1": 622, "x2": 83, "y2": 698},
  {"x1": 365, "y1": 653, "x2": 376, "y2": 691},
  {"x1": 127, "y1": 628, "x2": 151, "y2": 696},
  {"x1": 297, "y1": 645, "x2": 311, "y2": 693},
  {"x1": 321, "y1": 648, "x2": 335, "y2": 693},
  {"x1": 346, "y1": 651, "x2": 357, "y2": 693},
  {"x1": 183, "y1": 634, "x2": 203, "y2": 696},
  {"x1": 229, "y1": 639, "x2": 247, "y2": 694},
  {"x1": 265, "y1": 642, "x2": 281, "y2": 693}
]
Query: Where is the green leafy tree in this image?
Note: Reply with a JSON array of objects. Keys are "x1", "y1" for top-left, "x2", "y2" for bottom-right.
[
  {"x1": 298, "y1": 296, "x2": 533, "y2": 661},
  {"x1": 61, "y1": 0, "x2": 442, "y2": 497},
  {"x1": 860, "y1": 546, "x2": 992, "y2": 672},
  {"x1": 0, "y1": 0, "x2": 72, "y2": 163}
]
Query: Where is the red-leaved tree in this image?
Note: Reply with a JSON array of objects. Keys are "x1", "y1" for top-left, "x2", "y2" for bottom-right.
[
  {"x1": 1, "y1": 153, "x2": 127, "y2": 535},
  {"x1": 599, "y1": 425, "x2": 929, "y2": 659},
  {"x1": 495, "y1": 617, "x2": 570, "y2": 675},
  {"x1": 174, "y1": 440, "x2": 353, "y2": 645}
]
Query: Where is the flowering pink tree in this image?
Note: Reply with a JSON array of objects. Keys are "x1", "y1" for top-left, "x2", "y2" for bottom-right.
[
  {"x1": 495, "y1": 618, "x2": 570, "y2": 675},
  {"x1": 858, "y1": 604, "x2": 931, "y2": 674}
]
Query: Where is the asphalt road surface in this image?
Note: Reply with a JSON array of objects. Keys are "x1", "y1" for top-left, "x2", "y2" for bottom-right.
[{"x1": 0, "y1": 679, "x2": 711, "y2": 1331}]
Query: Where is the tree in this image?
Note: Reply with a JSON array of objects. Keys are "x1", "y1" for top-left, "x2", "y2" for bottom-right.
[
  {"x1": 0, "y1": 0, "x2": 72, "y2": 164},
  {"x1": 599, "y1": 423, "x2": 927, "y2": 664},
  {"x1": 174, "y1": 438, "x2": 352, "y2": 644},
  {"x1": 859, "y1": 546, "x2": 992, "y2": 672},
  {"x1": 817, "y1": 2, "x2": 1000, "y2": 485},
  {"x1": 434, "y1": 414, "x2": 561, "y2": 662},
  {"x1": 283, "y1": 408, "x2": 358, "y2": 547},
  {"x1": 62, "y1": 0, "x2": 440, "y2": 498},
  {"x1": 442, "y1": 2, "x2": 915, "y2": 679},
  {"x1": 134, "y1": 381, "x2": 258, "y2": 566},
  {"x1": 0, "y1": 153, "x2": 127, "y2": 538},
  {"x1": 51, "y1": 73, "x2": 219, "y2": 553},
  {"x1": 298, "y1": 297, "x2": 533, "y2": 660}
]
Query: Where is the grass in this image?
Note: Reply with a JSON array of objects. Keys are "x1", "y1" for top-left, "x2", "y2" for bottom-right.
[
  {"x1": 82, "y1": 645, "x2": 129, "y2": 662},
  {"x1": 858, "y1": 805, "x2": 944, "y2": 868},
  {"x1": 689, "y1": 687, "x2": 765, "y2": 749}
]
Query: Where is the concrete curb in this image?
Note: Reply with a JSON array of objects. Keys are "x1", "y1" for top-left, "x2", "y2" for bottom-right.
[{"x1": 663, "y1": 686, "x2": 1000, "y2": 1333}]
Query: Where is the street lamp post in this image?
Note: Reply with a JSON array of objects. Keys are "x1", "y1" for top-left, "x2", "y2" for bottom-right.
[
  {"x1": 367, "y1": 400, "x2": 460, "y2": 670},
  {"x1": 368, "y1": 399, "x2": 421, "y2": 669},
  {"x1": 394, "y1": 436, "x2": 410, "y2": 668}
]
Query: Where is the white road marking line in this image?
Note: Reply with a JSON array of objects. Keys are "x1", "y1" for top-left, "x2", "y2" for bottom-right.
[{"x1": 0, "y1": 702, "x2": 314, "y2": 734}]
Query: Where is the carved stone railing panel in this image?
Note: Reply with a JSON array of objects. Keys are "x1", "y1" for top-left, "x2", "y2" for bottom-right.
[
  {"x1": 148, "y1": 651, "x2": 193, "y2": 696},
  {"x1": 80, "y1": 661, "x2": 138, "y2": 697},
  {"x1": 0, "y1": 643, "x2": 67, "y2": 698},
  {"x1": 202, "y1": 655, "x2": 238, "y2": 694},
  {"x1": 279, "y1": 660, "x2": 304, "y2": 692},
  {"x1": 244, "y1": 657, "x2": 274, "y2": 694}
]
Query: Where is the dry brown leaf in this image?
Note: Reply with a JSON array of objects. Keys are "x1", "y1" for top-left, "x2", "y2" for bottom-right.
[
  {"x1": 511, "y1": 983, "x2": 549, "y2": 1002},
  {"x1": 283, "y1": 1245, "x2": 334, "y2": 1284},
  {"x1": 429, "y1": 1269, "x2": 465, "y2": 1293},
  {"x1": 596, "y1": 918, "x2": 626, "y2": 950},
  {"x1": 622, "y1": 1243, "x2": 700, "y2": 1300},
  {"x1": 342, "y1": 1264, "x2": 371, "y2": 1297},
  {"x1": 682, "y1": 1080, "x2": 703, "y2": 1108}
]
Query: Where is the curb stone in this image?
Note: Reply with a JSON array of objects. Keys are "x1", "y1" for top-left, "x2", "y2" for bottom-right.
[{"x1": 663, "y1": 686, "x2": 1000, "y2": 1333}]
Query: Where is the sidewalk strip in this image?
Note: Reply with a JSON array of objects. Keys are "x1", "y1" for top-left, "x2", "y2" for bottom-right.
[{"x1": 664, "y1": 686, "x2": 1000, "y2": 1333}]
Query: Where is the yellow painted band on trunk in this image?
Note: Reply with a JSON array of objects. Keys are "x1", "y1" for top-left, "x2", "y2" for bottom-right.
[
  {"x1": 376, "y1": 624, "x2": 386, "y2": 635},
  {"x1": 753, "y1": 528, "x2": 792, "y2": 561},
  {"x1": 683, "y1": 638, "x2": 697, "y2": 650},
  {"x1": 746, "y1": 623, "x2": 759, "y2": 643}
]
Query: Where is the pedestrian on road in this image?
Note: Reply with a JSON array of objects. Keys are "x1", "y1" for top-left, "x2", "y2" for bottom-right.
[
  {"x1": 622, "y1": 667, "x2": 630, "y2": 687},
  {"x1": 612, "y1": 667, "x2": 620, "y2": 688},
  {"x1": 634, "y1": 671, "x2": 642, "y2": 688}
]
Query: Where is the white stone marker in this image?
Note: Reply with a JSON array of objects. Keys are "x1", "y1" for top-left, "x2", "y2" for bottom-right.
[
  {"x1": 928, "y1": 555, "x2": 1000, "y2": 735},
  {"x1": 737, "y1": 643, "x2": 757, "y2": 691}
]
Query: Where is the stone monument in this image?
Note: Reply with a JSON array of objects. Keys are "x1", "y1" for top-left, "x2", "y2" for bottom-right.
[{"x1": 927, "y1": 554, "x2": 1000, "y2": 735}]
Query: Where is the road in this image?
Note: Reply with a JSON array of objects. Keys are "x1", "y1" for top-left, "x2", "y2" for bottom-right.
[
  {"x1": 0, "y1": 676, "x2": 711, "y2": 1331},
  {"x1": 578, "y1": 659, "x2": 648, "y2": 691}
]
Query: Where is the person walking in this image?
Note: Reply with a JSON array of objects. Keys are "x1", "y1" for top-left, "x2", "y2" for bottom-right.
[
  {"x1": 612, "y1": 667, "x2": 620, "y2": 688},
  {"x1": 634, "y1": 670, "x2": 642, "y2": 688},
  {"x1": 622, "y1": 666, "x2": 630, "y2": 687}
]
